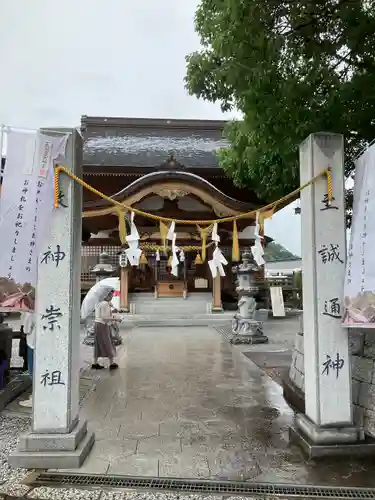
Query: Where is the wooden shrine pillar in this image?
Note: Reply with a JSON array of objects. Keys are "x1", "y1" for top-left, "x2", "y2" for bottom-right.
[
  {"x1": 212, "y1": 275, "x2": 223, "y2": 312},
  {"x1": 120, "y1": 267, "x2": 129, "y2": 312}
]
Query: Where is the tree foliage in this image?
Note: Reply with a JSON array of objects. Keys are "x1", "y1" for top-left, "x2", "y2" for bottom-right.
[
  {"x1": 264, "y1": 242, "x2": 299, "y2": 262},
  {"x1": 185, "y1": 0, "x2": 375, "y2": 216}
]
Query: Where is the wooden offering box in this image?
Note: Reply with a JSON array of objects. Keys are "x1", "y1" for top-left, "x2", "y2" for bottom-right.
[{"x1": 158, "y1": 281, "x2": 184, "y2": 297}]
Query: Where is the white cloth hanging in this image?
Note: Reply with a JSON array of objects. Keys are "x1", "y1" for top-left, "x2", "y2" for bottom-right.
[
  {"x1": 171, "y1": 233, "x2": 180, "y2": 277},
  {"x1": 155, "y1": 250, "x2": 160, "y2": 261},
  {"x1": 126, "y1": 211, "x2": 139, "y2": 242},
  {"x1": 251, "y1": 212, "x2": 265, "y2": 266},
  {"x1": 208, "y1": 244, "x2": 228, "y2": 278},
  {"x1": 179, "y1": 249, "x2": 185, "y2": 262},
  {"x1": 211, "y1": 222, "x2": 220, "y2": 243},
  {"x1": 125, "y1": 212, "x2": 142, "y2": 266},
  {"x1": 167, "y1": 221, "x2": 175, "y2": 240}
]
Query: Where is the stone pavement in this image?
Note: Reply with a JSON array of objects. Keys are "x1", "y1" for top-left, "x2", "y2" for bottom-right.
[{"x1": 49, "y1": 322, "x2": 375, "y2": 487}]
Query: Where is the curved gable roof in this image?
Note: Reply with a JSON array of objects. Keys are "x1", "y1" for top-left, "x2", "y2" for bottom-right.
[{"x1": 84, "y1": 170, "x2": 257, "y2": 213}]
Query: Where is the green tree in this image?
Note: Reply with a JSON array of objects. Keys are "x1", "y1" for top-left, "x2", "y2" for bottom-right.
[
  {"x1": 185, "y1": 0, "x2": 375, "y2": 220},
  {"x1": 264, "y1": 242, "x2": 300, "y2": 262}
]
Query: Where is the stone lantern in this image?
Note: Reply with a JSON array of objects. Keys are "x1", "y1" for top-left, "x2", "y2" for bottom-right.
[
  {"x1": 231, "y1": 250, "x2": 268, "y2": 344},
  {"x1": 91, "y1": 252, "x2": 116, "y2": 282}
]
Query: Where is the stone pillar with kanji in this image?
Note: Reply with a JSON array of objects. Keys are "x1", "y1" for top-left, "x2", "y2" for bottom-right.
[
  {"x1": 10, "y1": 128, "x2": 95, "y2": 469},
  {"x1": 290, "y1": 132, "x2": 364, "y2": 458}
]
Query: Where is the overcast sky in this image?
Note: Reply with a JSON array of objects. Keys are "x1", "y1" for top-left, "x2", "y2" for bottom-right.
[{"x1": 0, "y1": 0, "x2": 301, "y2": 255}]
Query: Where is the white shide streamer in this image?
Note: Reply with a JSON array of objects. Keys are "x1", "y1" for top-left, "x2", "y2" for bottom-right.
[
  {"x1": 251, "y1": 212, "x2": 265, "y2": 266},
  {"x1": 208, "y1": 223, "x2": 227, "y2": 278},
  {"x1": 125, "y1": 211, "x2": 142, "y2": 266}
]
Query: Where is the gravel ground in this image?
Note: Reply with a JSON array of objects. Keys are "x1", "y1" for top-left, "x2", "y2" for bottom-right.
[
  {"x1": 0, "y1": 323, "x2": 98, "y2": 498},
  {"x1": 2, "y1": 488, "x2": 264, "y2": 500},
  {"x1": 0, "y1": 414, "x2": 30, "y2": 497}
]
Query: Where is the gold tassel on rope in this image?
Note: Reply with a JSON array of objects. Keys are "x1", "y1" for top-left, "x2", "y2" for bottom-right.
[
  {"x1": 326, "y1": 166, "x2": 333, "y2": 203},
  {"x1": 140, "y1": 252, "x2": 148, "y2": 265},
  {"x1": 232, "y1": 220, "x2": 240, "y2": 262},
  {"x1": 201, "y1": 229, "x2": 207, "y2": 262},
  {"x1": 259, "y1": 207, "x2": 275, "y2": 232},
  {"x1": 53, "y1": 165, "x2": 63, "y2": 208},
  {"x1": 197, "y1": 225, "x2": 212, "y2": 262},
  {"x1": 195, "y1": 253, "x2": 203, "y2": 265},
  {"x1": 117, "y1": 209, "x2": 127, "y2": 245}
]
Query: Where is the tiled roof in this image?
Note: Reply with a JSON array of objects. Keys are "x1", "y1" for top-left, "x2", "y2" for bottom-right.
[{"x1": 81, "y1": 116, "x2": 229, "y2": 168}]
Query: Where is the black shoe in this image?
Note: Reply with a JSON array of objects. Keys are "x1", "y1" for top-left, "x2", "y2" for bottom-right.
[
  {"x1": 109, "y1": 363, "x2": 119, "y2": 370},
  {"x1": 91, "y1": 363, "x2": 104, "y2": 370}
]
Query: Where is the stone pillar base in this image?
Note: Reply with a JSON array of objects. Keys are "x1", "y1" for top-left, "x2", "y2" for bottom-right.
[
  {"x1": 9, "y1": 419, "x2": 94, "y2": 469},
  {"x1": 230, "y1": 315, "x2": 268, "y2": 344},
  {"x1": 289, "y1": 413, "x2": 375, "y2": 459},
  {"x1": 230, "y1": 334, "x2": 269, "y2": 345},
  {"x1": 211, "y1": 306, "x2": 223, "y2": 313}
]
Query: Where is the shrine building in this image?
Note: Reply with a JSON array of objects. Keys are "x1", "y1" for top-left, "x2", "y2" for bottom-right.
[{"x1": 80, "y1": 116, "x2": 271, "y2": 311}]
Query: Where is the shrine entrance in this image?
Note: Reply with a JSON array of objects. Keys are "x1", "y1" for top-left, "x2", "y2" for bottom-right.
[
  {"x1": 82, "y1": 169, "x2": 267, "y2": 311},
  {"x1": 129, "y1": 251, "x2": 211, "y2": 297}
]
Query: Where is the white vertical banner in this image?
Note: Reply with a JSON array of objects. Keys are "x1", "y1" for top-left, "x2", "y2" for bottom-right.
[
  {"x1": 0, "y1": 129, "x2": 69, "y2": 311},
  {"x1": 343, "y1": 143, "x2": 375, "y2": 326}
]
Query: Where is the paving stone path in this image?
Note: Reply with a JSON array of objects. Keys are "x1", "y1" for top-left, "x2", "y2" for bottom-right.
[{"x1": 51, "y1": 325, "x2": 375, "y2": 486}]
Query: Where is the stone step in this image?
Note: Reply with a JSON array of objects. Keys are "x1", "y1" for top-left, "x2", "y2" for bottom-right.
[
  {"x1": 133, "y1": 306, "x2": 209, "y2": 314},
  {"x1": 129, "y1": 294, "x2": 212, "y2": 315},
  {"x1": 120, "y1": 313, "x2": 233, "y2": 327},
  {"x1": 129, "y1": 294, "x2": 212, "y2": 302}
]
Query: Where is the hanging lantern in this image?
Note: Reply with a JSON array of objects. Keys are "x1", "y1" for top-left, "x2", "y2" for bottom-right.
[
  {"x1": 140, "y1": 252, "x2": 148, "y2": 265},
  {"x1": 195, "y1": 253, "x2": 203, "y2": 265}
]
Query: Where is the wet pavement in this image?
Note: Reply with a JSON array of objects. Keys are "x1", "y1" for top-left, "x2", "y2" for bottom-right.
[{"x1": 49, "y1": 323, "x2": 375, "y2": 487}]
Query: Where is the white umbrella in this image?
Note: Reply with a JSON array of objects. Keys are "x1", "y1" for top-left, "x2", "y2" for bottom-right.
[{"x1": 81, "y1": 280, "x2": 118, "y2": 321}]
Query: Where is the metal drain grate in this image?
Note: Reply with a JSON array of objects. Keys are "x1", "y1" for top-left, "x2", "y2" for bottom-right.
[{"x1": 27, "y1": 472, "x2": 375, "y2": 499}]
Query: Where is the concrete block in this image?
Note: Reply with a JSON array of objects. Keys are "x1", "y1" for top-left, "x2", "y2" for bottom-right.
[
  {"x1": 352, "y1": 356, "x2": 374, "y2": 383},
  {"x1": 352, "y1": 380, "x2": 361, "y2": 405},
  {"x1": 282, "y1": 374, "x2": 305, "y2": 413},
  {"x1": 296, "y1": 413, "x2": 360, "y2": 445},
  {"x1": 294, "y1": 370, "x2": 304, "y2": 392},
  {"x1": 291, "y1": 350, "x2": 297, "y2": 368},
  {"x1": 294, "y1": 352, "x2": 304, "y2": 373},
  {"x1": 18, "y1": 419, "x2": 87, "y2": 452},
  {"x1": 295, "y1": 334, "x2": 304, "y2": 353},
  {"x1": 289, "y1": 366, "x2": 297, "y2": 384},
  {"x1": 353, "y1": 404, "x2": 365, "y2": 427},
  {"x1": 348, "y1": 331, "x2": 365, "y2": 356},
  {"x1": 364, "y1": 343, "x2": 375, "y2": 359},
  {"x1": 359, "y1": 382, "x2": 375, "y2": 409},
  {"x1": 9, "y1": 429, "x2": 95, "y2": 470},
  {"x1": 363, "y1": 333, "x2": 375, "y2": 358},
  {"x1": 289, "y1": 426, "x2": 375, "y2": 459},
  {"x1": 364, "y1": 408, "x2": 375, "y2": 438}
]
